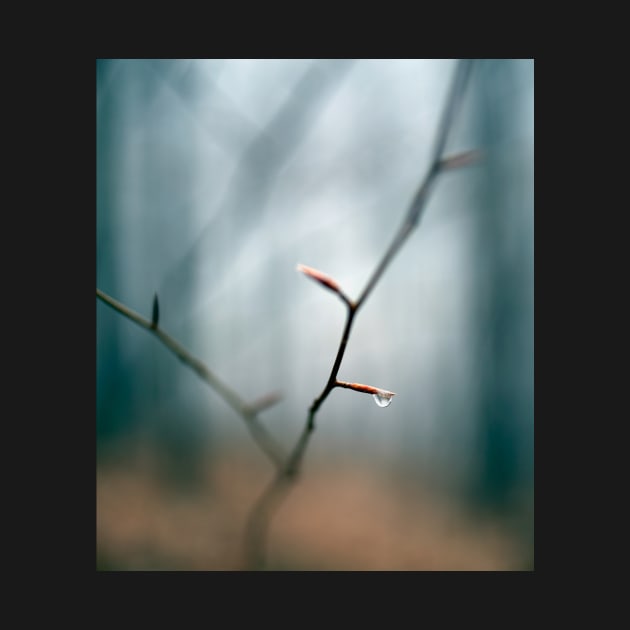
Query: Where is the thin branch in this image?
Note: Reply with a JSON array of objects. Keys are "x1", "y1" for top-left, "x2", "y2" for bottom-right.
[
  {"x1": 96, "y1": 288, "x2": 285, "y2": 469},
  {"x1": 357, "y1": 60, "x2": 474, "y2": 310},
  {"x1": 428, "y1": 59, "x2": 474, "y2": 168},
  {"x1": 244, "y1": 59, "x2": 477, "y2": 570}
]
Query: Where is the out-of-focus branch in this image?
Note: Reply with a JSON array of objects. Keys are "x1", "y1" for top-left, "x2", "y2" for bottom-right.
[
  {"x1": 161, "y1": 60, "x2": 356, "y2": 303},
  {"x1": 244, "y1": 59, "x2": 477, "y2": 570},
  {"x1": 96, "y1": 288, "x2": 285, "y2": 469}
]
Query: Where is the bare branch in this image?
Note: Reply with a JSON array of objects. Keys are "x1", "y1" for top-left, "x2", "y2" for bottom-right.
[
  {"x1": 428, "y1": 59, "x2": 474, "y2": 167},
  {"x1": 244, "y1": 59, "x2": 478, "y2": 569},
  {"x1": 244, "y1": 475, "x2": 293, "y2": 570},
  {"x1": 96, "y1": 288, "x2": 285, "y2": 469}
]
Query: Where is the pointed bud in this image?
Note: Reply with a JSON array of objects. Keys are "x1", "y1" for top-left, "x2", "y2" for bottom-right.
[
  {"x1": 243, "y1": 391, "x2": 283, "y2": 416},
  {"x1": 337, "y1": 381, "x2": 396, "y2": 407},
  {"x1": 151, "y1": 293, "x2": 159, "y2": 329},
  {"x1": 439, "y1": 149, "x2": 483, "y2": 171},
  {"x1": 296, "y1": 264, "x2": 342, "y2": 295},
  {"x1": 336, "y1": 381, "x2": 396, "y2": 398}
]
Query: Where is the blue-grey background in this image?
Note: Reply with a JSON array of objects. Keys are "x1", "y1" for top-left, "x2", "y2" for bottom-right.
[{"x1": 96, "y1": 59, "x2": 533, "y2": 569}]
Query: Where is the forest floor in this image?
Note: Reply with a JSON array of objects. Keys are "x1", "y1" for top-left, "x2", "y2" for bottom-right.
[{"x1": 97, "y1": 444, "x2": 532, "y2": 571}]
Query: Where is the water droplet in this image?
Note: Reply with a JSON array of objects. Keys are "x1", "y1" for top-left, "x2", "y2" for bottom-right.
[{"x1": 372, "y1": 391, "x2": 394, "y2": 408}]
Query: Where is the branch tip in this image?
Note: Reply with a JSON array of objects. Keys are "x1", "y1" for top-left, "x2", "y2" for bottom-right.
[
  {"x1": 336, "y1": 381, "x2": 396, "y2": 398},
  {"x1": 243, "y1": 391, "x2": 283, "y2": 416},
  {"x1": 439, "y1": 149, "x2": 483, "y2": 172}
]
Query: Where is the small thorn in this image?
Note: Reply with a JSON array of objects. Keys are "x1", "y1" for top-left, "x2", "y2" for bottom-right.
[{"x1": 151, "y1": 293, "x2": 159, "y2": 329}]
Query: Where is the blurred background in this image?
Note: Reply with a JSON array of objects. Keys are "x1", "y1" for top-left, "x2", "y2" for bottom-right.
[{"x1": 96, "y1": 58, "x2": 534, "y2": 570}]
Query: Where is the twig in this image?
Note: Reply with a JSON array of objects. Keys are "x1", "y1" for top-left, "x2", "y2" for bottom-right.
[
  {"x1": 244, "y1": 59, "x2": 476, "y2": 570},
  {"x1": 96, "y1": 288, "x2": 285, "y2": 469}
]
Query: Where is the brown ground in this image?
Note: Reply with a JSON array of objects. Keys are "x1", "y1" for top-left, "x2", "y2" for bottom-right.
[{"x1": 97, "y1": 446, "x2": 531, "y2": 571}]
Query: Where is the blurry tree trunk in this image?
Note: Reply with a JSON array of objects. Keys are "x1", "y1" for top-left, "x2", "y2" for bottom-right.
[
  {"x1": 468, "y1": 60, "x2": 534, "y2": 514},
  {"x1": 97, "y1": 60, "x2": 207, "y2": 486}
]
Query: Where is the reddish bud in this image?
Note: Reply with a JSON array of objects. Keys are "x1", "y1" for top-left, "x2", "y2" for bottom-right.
[
  {"x1": 336, "y1": 380, "x2": 396, "y2": 398},
  {"x1": 296, "y1": 264, "x2": 342, "y2": 295}
]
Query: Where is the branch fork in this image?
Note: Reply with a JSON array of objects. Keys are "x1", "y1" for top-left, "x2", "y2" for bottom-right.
[{"x1": 245, "y1": 59, "x2": 478, "y2": 569}]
